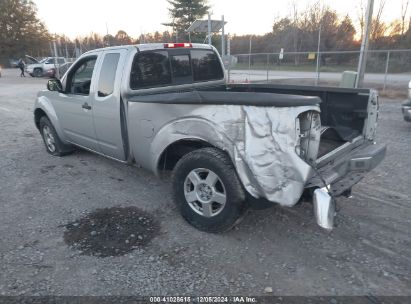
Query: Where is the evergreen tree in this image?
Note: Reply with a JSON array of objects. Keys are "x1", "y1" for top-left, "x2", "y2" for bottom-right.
[
  {"x1": 0, "y1": 0, "x2": 50, "y2": 65},
  {"x1": 163, "y1": 0, "x2": 210, "y2": 42}
]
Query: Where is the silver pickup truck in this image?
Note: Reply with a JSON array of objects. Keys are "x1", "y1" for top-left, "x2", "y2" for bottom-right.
[{"x1": 34, "y1": 43, "x2": 386, "y2": 232}]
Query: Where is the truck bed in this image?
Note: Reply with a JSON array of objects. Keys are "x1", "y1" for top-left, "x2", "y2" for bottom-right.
[
  {"x1": 126, "y1": 83, "x2": 374, "y2": 171},
  {"x1": 226, "y1": 83, "x2": 371, "y2": 142}
]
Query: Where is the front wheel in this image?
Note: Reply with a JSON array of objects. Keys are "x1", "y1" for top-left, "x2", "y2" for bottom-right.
[
  {"x1": 172, "y1": 148, "x2": 248, "y2": 233},
  {"x1": 39, "y1": 116, "x2": 73, "y2": 156}
]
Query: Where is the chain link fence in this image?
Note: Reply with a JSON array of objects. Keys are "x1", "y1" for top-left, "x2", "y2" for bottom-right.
[
  {"x1": 13, "y1": 43, "x2": 411, "y2": 98},
  {"x1": 227, "y1": 49, "x2": 411, "y2": 97}
]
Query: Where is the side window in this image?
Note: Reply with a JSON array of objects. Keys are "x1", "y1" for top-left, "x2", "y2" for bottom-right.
[
  {"x1": 98, "y1": 53, "x2": 120, "y2": 97},
  {"x1": 191, "y1": 50, "x2": 224, "y2": 82},
  {"x1": 57, "y1": 58, "x2": 65, "y2": 64},
  {"x1": 45, "y1": 58, "x2": 54, "y2": 64},
  {"x1": 130, "y1": 51, "x2": 171, "y2": 89},
  {"x1": 67, "y1": 56, "x2": 97, "y2": 95}
]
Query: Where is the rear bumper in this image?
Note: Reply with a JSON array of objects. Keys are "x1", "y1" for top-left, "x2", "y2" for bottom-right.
[{"x1": 306, "y1": 142, "x2": 387, "y2": 196}]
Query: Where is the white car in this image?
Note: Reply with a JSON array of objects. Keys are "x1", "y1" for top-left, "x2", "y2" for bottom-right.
[
  {"x1": 402, "y1": 81, "x2": 411, "y2": 122},
  {"x1": 26, "y1": 57, "x2": 67, "y2": 77}
]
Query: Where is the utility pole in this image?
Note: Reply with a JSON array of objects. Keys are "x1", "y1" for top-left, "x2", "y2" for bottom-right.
[
  {"x1": 356, "y1": 0, "x2": 374, "y2": 88},
  {"x1": 65, "y1": 42, "x2": 69, "y2": 60},
  {"x1": 53, "y1": 40, "x2": 60, "y2": 79},
  {"x1": 315, "y1": 23, "x2": 322, "y2": 86},
  {"x1": 221, "y1": 15, "x2": 225, "y2": 56},
  {"x1": 106, "y1": 22, "x2": 110, "y2": 46},
  {"x1": 248, "y1": 37, "x2": 252, "y2": 79},
  {"x1": 208, "y1": 13, "x2": 212, "y2": 45}
]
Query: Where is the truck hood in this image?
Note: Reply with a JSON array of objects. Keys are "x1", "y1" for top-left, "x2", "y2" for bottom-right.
[{"x1": 26, "y1": 63, "x2": 42, "y2": 69}]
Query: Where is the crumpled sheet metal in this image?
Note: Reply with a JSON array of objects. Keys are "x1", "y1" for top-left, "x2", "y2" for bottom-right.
[
  {"x1": 149, "y1": 103, "x2": 320, "y2": 207},
  {"x1": 235, "y1": 105, "x2": 319, "y2": 206}
]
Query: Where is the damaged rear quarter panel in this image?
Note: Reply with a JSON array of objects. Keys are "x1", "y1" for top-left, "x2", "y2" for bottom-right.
[{"x1": 127, "y1": 102, "x2": 320, "y2": 207}]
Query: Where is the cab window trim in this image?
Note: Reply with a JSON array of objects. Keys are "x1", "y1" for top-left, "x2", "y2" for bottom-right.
[
  {"x1": 97, "y1": 52, "x2": 120, "y2": 98},
  {"x1": 65, "y1": 55, "x2": 98, "y2": 96}
]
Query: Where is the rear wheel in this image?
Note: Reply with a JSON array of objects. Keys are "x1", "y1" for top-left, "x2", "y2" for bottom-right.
[
  {"x1": 172, "y1": 148, "x2": 248, "y2": 233},
  {"x1": 39, "y1": 116, "x2": 73, "y2": 156}
]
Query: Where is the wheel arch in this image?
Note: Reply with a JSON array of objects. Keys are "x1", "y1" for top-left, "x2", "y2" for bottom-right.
[
  {"x1": 157, "y1": 138, "x2": 218, "y2": 174},
  {"x1": 34, "y1": 96, "x2": 68, "y2": 143},
  {"x1": 150, "y1": 117, "x2": 237, "y2": 177},
  {"x1": 34, "y1": 108, "x2": 47, "y2": 130}
]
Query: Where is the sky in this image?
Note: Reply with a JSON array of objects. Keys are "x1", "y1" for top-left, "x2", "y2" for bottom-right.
[{"x1": 33, "y1": 0, "x2": 408, "y2": 39}]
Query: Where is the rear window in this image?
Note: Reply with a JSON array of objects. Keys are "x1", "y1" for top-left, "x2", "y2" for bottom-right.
[
  {"x1": 171, "y1": 54, "x2": 192, "y2": 84},
  {"x1": 130, "y1": 51, "x2": 171, "y2": 89},
  {"x1": 130, "y1": 49, "x2": 224, "y2": 90},
  {"x1": 171, "y1": 55, "x2": 191, "y2": 77},
  {"x1": 191, "y1": 50, "x2": 224, "y2": 82}
]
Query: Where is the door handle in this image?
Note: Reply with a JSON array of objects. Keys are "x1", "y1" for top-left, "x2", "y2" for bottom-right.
[{"x1": 82, "y1": 102, "x2": 92, "y2": 110}]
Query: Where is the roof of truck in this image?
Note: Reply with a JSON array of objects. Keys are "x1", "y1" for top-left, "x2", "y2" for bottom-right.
[{"x1": 83, "y1": 43, "x2": 214, "y2": 55}]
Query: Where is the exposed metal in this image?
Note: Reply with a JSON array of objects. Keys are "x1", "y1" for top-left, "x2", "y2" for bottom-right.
[{"x1": 313, "y1": 187, "x2": 335, "y2": 230}]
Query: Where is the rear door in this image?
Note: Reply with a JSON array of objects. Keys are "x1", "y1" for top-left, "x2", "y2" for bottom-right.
[{"x1": 92, "y1": 49, "x2": 128, "y2": 160}]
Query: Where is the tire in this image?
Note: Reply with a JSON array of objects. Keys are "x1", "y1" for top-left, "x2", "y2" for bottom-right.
[
  {"x1": 34, "y1": 68, "x2": 42, "y2": 77},
  {"x1": 39, "y1": 116, "x2": 73, "y2": 156},
  {"x1": 172, "y1": 147, "x2": 248, "y2": 233}
]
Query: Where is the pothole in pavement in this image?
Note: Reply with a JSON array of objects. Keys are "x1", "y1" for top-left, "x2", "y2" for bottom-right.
[{"x1": 64, "y1": 207, "x2": 160, "y2": 257}]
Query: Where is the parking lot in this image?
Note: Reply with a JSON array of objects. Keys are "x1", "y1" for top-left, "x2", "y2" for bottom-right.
[{"x1": 0, "y1": 68, "x2": 410, "y2": 296}]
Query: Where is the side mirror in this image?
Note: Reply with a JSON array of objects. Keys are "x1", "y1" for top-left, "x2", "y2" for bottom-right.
[{"x1": 47, "y1": 79, "x2": 63, "y2": 92}]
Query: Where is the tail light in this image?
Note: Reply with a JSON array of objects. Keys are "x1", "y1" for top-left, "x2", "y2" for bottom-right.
[{"x1": 164, "y1": 43, "x2": 192, "y2": 48}]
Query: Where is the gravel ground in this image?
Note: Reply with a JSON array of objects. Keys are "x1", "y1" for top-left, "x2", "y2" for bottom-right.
[{"x1": 0, "y1": 68, "x2": 410, "y2": 296}]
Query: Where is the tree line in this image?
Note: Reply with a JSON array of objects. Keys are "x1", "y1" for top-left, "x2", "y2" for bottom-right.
[
  {"x1": 1, "y1": 0, "x2": 410, "y2": 67},
  {"x1": 230, "y1": 1, "x2": 411, "y2": 55}
]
